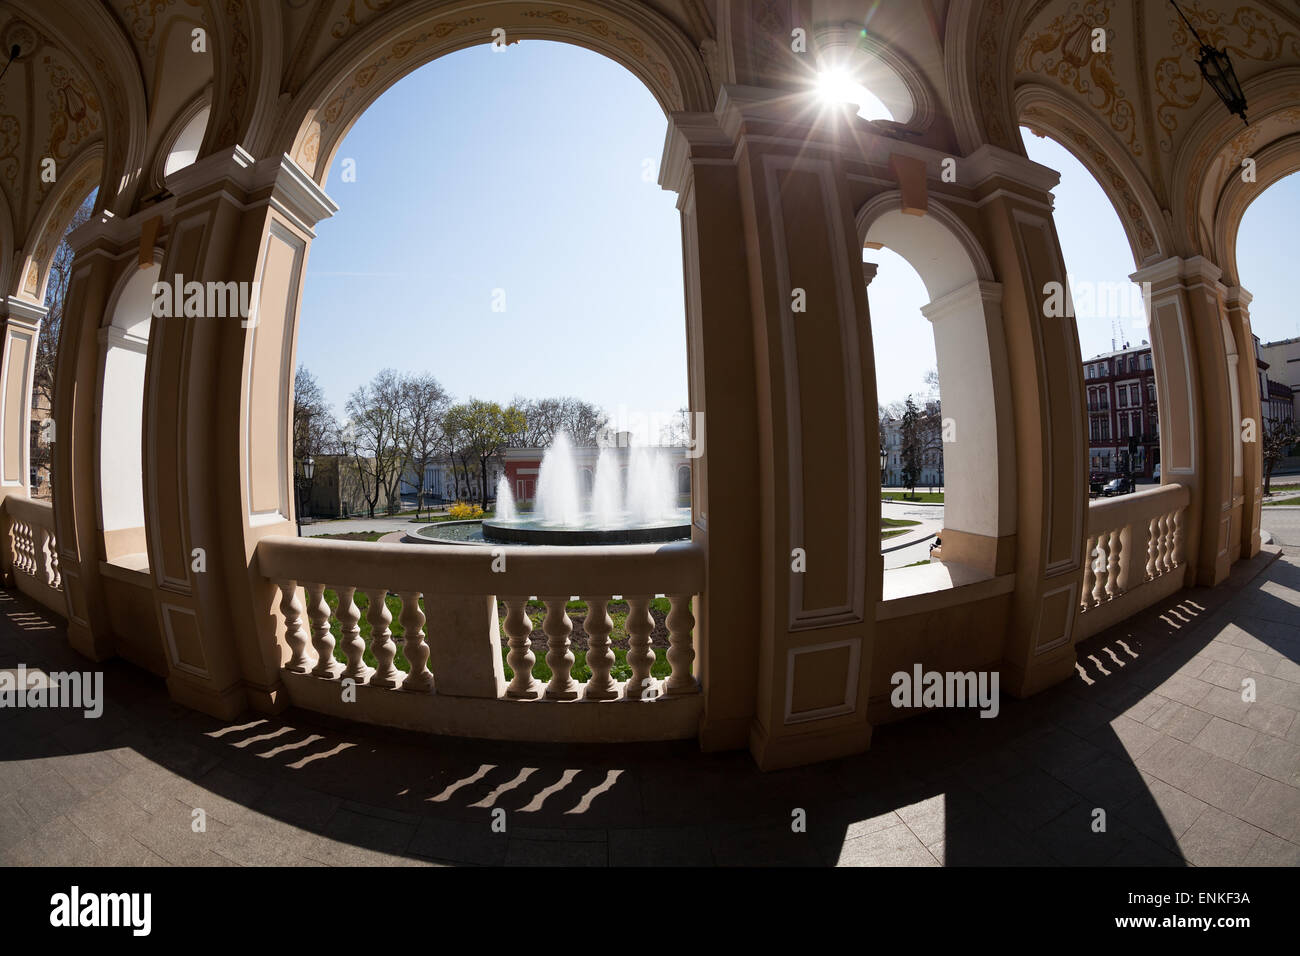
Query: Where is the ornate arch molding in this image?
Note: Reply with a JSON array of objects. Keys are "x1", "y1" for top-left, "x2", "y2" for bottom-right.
[
  {"x1": 274, "y1": 0, "x2": 715, "y2": 185},
  {"x1": 200, "y1": 0, "x2": 283, "y2": 159},
  {"x1": 1174, "y1": 66, "x2": 1300, "y2": 260},
  {"x1": 1215, "y1": 132, "x2": 1300, "y2": 288},
  {"x1": 13, "y1": 144, "x2": 102, "y2": 305},
  {"x1": 854, "y1": 189, "x2": 995, "y2": 287},
  {"x1": 1015, "y1": 82, "x2": 1170, "y2": 266},
  {"x1": 3, "y1": 2, "x2": 147, "y2": 221},
  {"x1": 948, "y1": 0, "x2": 1024, "y2": 156}
]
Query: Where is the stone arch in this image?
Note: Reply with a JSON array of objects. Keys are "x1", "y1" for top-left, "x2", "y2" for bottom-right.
[
  {"x1": 1176, "y1": 67, "x2": 1300, "y2": 284},
  {"x1": 1015, "y1": 82, "x2": 1171, "y2": 267},
  {"x1": 200, "y1": 0, "x2": 282, "y2": 160},
  {"x1": 857, "y1": 191, "x2": 1016, "y2": 573},
  {"x1": 1217, "y1": 133, "x2": 1300, "y2": 289},
  {"x1": 13, "y1": 146, "x2": 101, "y2": 305},
  {"x1": 272, "y1": 0, "x2": 714, "y2": 185}
]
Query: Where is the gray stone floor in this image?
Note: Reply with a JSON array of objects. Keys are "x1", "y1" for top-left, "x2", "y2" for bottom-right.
[{"x1": 1, "y1": 548, "x2": 1298, "y2": 866}]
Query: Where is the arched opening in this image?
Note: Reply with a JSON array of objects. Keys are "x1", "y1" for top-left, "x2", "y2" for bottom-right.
[
  {"x1": 290, "y1": 40, "x2": 688, "y2": 526},
  {"x1": 162, "y1": 103, "x2": 211, "y2": 179},
  {"x1": 97, "y1": 261, "x2": 158, "y2": 565},
  {"x1": 1237, "y1": 171, "x2": 1300, "y2": 493},
  {"x1": 860, "y1": 197, "x2": 1012, "y2": 582},
  {"x1": 1021, "y1": 129, "x2": 1163, "y2": 494}
]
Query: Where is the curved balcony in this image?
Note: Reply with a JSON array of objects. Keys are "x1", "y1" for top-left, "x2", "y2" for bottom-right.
[{"x1": 255, "y1": 536, "x2": 705, "y2": 743}]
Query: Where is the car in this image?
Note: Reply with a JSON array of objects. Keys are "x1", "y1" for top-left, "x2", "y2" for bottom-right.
[{"x1": 1102, "y1": 477, "x2": 1129, "y2": 496}]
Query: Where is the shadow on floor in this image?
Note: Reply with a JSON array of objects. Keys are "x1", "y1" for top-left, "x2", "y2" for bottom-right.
[{"x1": 1, "y1": 548, "x2": 1296, "y2": 865}]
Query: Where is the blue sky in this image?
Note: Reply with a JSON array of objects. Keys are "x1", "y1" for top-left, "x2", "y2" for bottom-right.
[
  {"x1": 298, "y1": 41, "x2": 687, "y2": 434},
  {"x1": 297, "y1": 40, "x2": 1298, "y2": 418}
]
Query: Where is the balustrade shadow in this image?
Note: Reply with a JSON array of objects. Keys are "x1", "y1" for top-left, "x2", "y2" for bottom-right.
[{"x1": 2, "y1": 551, "x2": 1292, "y2": 865}]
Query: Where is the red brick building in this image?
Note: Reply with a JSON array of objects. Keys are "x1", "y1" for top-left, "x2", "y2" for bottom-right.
[{"x1": 1084, "y1": 343, "x2": 1159, "y2": 481}]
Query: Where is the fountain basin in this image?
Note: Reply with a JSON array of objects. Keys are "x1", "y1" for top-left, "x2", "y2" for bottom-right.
[{"x1": 481, "y1": 509, "x2": 691, "y2": 546}]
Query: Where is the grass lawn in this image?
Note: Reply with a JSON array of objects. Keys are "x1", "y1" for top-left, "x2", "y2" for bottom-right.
[
  {"x1": 314, "y1": 531, "x2": 388, "y2": 542},
  {"x1": 881, "y1": 517, "x2": 921, "y2": 528},
  {"x1": 882, "y1": 492, "x2": 944, "y2": 503},
  {"x1": 316, "y1": 591, "x2": 677, "y2": 684},
  {"x1": 1264, "y1": 496, "x2": 1300, "y2": 506},
  {"x1": 881, "y1": 528, "x2": 910, "y2": 541}
]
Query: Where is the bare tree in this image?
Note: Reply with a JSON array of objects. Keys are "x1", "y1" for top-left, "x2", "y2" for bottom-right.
[
  {"x1": 344, "y1": 368, "x2": 407, "y2": 517},
  {"x1": 660, "y1": 406, "x2": 692, "y2": 446},
  {"x1": 293, "y1": 366, "x2": 336, "y2": 462},
  {"x1": 31, "y1": 192, "x2": 95, "y2": 494},
  {"x1": 400, "y1": 372, "x2": 450, "y2": 518},
  {"x1": 513, "y1": 396, "x2": 607, "y2": 447},
  {"x1": 1263, "y1": 416, "x2": 1297, "y2": 495}
]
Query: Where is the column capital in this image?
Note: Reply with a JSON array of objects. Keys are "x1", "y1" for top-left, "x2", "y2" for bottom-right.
[
  {"x1": 167, "y1": 147, "x2": 339, "y2": 233},
  {"x1": 1, "y1": 296, "x2": 48, "y2": 331},
  {"x1": 861, "y1": 261, "x2": 878, "y2": 287}
]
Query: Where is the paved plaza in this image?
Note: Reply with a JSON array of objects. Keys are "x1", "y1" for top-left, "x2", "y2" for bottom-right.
[{"x1": 2, "y1": 548, "x2": 1297, "y2": 866}]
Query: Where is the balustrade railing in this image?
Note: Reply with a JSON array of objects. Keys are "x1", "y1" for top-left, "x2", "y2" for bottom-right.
[
  {"x1": 2, "y1": 495, "x2": 64, "y2": 614},
  {"x1": 1077, "y1": 483, "x2": 1190, "y2": 640},
  {"x1": 256, "y1": 536, "x2": 705, "y2": 742}
]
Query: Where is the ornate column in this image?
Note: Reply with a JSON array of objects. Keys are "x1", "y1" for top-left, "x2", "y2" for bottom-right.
[
  {"x1": 0, "y1": 297, "x2": 44, "y2": 503},
  {"x1": 140, "y1": 147, "x2": 337, "y2": 718},
  {"x1": 1224, "y1": 286, "x2": 1262, "y2": 559},
  {"x1": 665, "y1": 86, "x2": 880, "y2": 771},
  {"x1": 1131, "y1": 257, "x2": 1236, "y2": 587},
  {"x1": 964, "y1": 144, "x2": 1089, "y2": 697}
]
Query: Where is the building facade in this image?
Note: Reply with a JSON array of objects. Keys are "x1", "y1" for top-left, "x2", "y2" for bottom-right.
[{"x1": 1083, "y1": 343, "x2": 1160, "y2": 480}]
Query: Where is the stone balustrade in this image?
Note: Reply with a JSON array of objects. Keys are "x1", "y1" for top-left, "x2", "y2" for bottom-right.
[
  {"x1": 2, "y1": 496, "x2": 64, "y2": 613},
  {"x1": 1076, "y1": 483, "x2": 1190, "y2": 640},
  {"x1": 255, "y1": 536, "x2": 705, "y2": 742}
]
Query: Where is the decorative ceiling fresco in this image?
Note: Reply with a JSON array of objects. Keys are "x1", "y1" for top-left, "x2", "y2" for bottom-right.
[
  {"x1": 1012, "y1": 0, "x2": 1300, "y2": 266},
  {"x1": 1, "y1": 0, "x2": 1297, "y2": 299}
]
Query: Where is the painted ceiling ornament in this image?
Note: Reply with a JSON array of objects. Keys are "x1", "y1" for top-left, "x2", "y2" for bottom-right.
[
  {"x1": 1016, "y1": 0, "x2": 1140, "y2": 155},
  {"x1": 1155, "y1": 3, "x2": 1298, "y2": 151}
]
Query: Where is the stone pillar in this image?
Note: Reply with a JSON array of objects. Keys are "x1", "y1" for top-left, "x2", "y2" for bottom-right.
[
  {"x1": 673, "y1": 87, "x2": 880, "y2": 771},
  {"x1": 660, "y1": 107, "x2": 762, "y2": 753},
  {"x1": 0, "y1": 297, "x2": 44, "y2": 503},
  {"x1": 964, "y1": 145, "x2": 1088, "y2": 697},
  {"x1": 49, "y1": 224, "x2": 133, "y2": 661},
  {"x1": 141, "y1": 147, "x2": 337, "y2": 719},
  {"x1": 1132, "y1": 257, "x2": 1236, "y2": 587},
  {"x1": 1224, "y1": 286, "x2": 1262, "y2": 559}
]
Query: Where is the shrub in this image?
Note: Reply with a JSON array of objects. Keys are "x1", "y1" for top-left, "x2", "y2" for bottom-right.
[{"x1": 448, "y1": 501, "x2": 484, "y2": 519}]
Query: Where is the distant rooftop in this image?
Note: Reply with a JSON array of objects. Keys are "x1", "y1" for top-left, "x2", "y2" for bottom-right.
[{"x1": 1083, "y1": 341, "x2": 1152, "y2": 363}]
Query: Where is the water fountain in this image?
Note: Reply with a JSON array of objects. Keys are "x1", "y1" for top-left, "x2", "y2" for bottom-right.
[{"x1": 412, "y1": 432, "x2": 690, "y2": 546}]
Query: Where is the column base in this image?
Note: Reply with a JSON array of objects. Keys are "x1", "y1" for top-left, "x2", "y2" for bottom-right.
[
  {"x1": 165, "y1": 673, "x2": 249, "y2": 721},
  {"x1": 748, "y1": 719, "x2": 873, "y2": 772}
]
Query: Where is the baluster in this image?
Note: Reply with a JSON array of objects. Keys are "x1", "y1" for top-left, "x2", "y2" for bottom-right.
[
  {"x1": 1146, "y1": 516, "x2": 1158, "y2": 580},
  {"x1": 1081, "y1": 534, "x2": 1097, "y2": 612},
  {"x1": 1160, "y1": 513, "x2": 1173, "y2": 574},
  {"x1": 277, "y1": 581, "x2": 313, "y2": 674},
  {"x1": 1171, "y1": 509, "x2": 1185, "y2": 568},
  {"x1": 398, "y1": 591, "x2": 433, "y2": 693},
  {"x1": 306, "y1": 583, "x2": 341, "y2": 679},
  {"x1": 336, "y1": 586, "x2": 371, "y2": 683},
  {"x1": 365, "y1": 588, "x2": 401, "y2": 688},
  {"x1": 1091, "y1": 535, "x2": 1108, "y2": 607},
  {"x1": 48, "y1": 536, "x2": 60, "y2": 589},
  {"x1": 624, "y1": 595, "x2": 657, "y2": 700},
  {"x1": 1105, "y1": 528, "x2": 1122, "y2": 598},
  {"x1": 663, "y1": 593, "x2": 699, "y2": 695},
  {"x1": 542, "y1": 596, "x2": 578, "y2": 700},
  {"x1": 37, "y1": 528, "x2": 53, "y2": 588},
  {"x1": 581, "y1": 596, "x2": 618, "y2": 700},
  {"x1": 503, "y1": 597, "x2": 540, "y2": 699}
]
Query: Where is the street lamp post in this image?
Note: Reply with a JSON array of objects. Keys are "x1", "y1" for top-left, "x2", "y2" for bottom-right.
[{"x1": 295, "y1": 455, "x2": 315, "y2": 536}]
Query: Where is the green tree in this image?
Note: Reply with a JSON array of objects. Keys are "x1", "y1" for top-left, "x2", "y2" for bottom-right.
[
  {"x1": 900, "y1": 396, "x2": 922, "y2": 496},
  {"x1": 446, "y1": 399, "x2": 526, "y2": 510}
]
